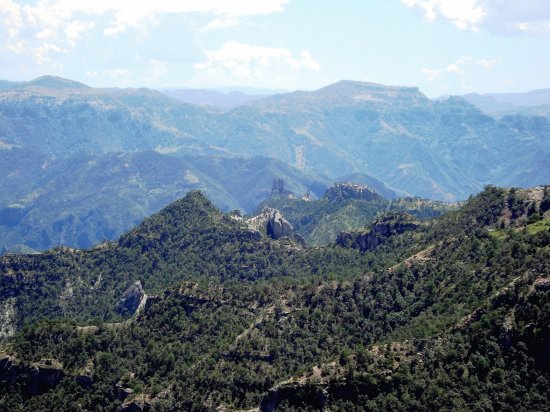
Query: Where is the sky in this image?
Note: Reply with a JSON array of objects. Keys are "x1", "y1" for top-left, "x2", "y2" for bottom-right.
[{"x1": 0, "y1": 0, "x2": 549, "y2": 97}]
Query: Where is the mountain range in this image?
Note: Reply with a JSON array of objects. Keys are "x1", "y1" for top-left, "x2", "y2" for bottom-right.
[
  {"x1": 162, "y1": 88, "x2": 268, "y2": 109},
  {"x1": 461, "y1": 89, "x2": 550, "y2": 118},
  {"x1": 0, "y1": 76, "x2": 548, "y2": 252},
  {"x1": 1, "y1": 185, "x2": 549, "y2": 410}
]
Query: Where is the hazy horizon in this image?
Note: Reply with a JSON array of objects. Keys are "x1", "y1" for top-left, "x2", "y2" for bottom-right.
[{"x1": 1, "y1": 1, "x2": 549, "y2": 98}]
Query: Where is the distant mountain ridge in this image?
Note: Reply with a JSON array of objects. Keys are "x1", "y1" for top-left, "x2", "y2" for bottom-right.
[
  {"x1": 0, "y1": 75, "x2": 549, "y2": 251},
  {"x1": 256, "y1": 182, "x2": 455, "y2": 245},
  {"x1": 461, "y1": 88, "x2": 550, "y2": 118},
  {"x1": 0, "y1": 75, "x2": 90, "y2": 90},
  {"x1": 162, "y1": 88, "x2": 267, "y2": 109}
]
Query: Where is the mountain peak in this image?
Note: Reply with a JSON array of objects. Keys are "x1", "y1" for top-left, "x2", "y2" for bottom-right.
[
  {"x1": 315, "y1": 79, "x2": 428, "y2": 104},
  {"x1": 324, "y1": 182, "x2": 382, "y2": 202},
  {"x1": 323, "y1": 79, "x2": 417, "y2": 91},
  {"x1": 27, "y1": 75, "x2": 90, "y2": 90},
  {"x1": 247, "y1": 79, "x2": 429, "y2": 111}
]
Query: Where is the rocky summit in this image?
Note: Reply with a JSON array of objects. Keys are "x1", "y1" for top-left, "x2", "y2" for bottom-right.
[
  {"x1": 323, "y1": 182, "x2": 381, "y2": 202},
  {"x1": 246, "y1": 206, "x2": 297, "y2": 241}
]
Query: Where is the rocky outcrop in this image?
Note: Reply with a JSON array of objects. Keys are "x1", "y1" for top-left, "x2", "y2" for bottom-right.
[
  {"x1": 121, "y1": 393, "x2": 153, "y2": 412},
  {"x1": 323, "y1": 183, "x2": 381, "y2": 202},
  {"x1": 336, "y1": 212, "x2": 419, "y2": 252},
  {"x1": 267, "y1": 210, "x2": 294, "y2": 240},
  {"x1": 0, "y1": 297, "x2": 16, "y2": 340},
  {"x1": 116, "y1": 281, "x2": 145, "y2": 315},
  {"x1": 115, "y1": 375, "x2": 135, "y2": 401},
  {"x1": 76, "y1": 359, "x2": 94, "y2": 389},
  {"x1": 0, "y1": 355, "x2": 64, "y2": 396},
  {"x1": 247, "y1": 207, "x2": 297, "y2": 241}
]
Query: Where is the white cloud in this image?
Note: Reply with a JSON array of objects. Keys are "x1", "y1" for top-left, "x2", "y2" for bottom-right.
[
  {"x1": 0, "y1": 0, "x2": 291, "y2": 63},
  {"x1": 420, "y1": 55, "x2": 504, "y2": 94},
  {"x1": 477, "y1": 58, "x2": 500, "y2": 70},
  {"x1": 201, "y1": 17, "x2": 242, "y2": 32},
  {"x1": 421, "y1": 56, "x2": 472, "y2": 82},
  {"x1": 194, "y1": 41, "x2": 320, "y2": 80},
  {"x1": 0, "y1": 0, "x2": 23, "y2": 38},
  {"x1": 402, "y1": 0, "x2": 484, "y2": 30},
  {"x1": 192, "y1": 41, "x2": 319, "y2": 87},
  {"x1": 420, "y1": 67, "x2": 440, "y2": 82},
  {"x1": 64, "y1": 20, "x2": 95, "y2": 45},
  {"x1": 446, "y1": 56, "x2": 471, "y2": 73},
  {"x1": 403, "y1": 0, "x2": 550, "y2": 34},
  {"x1": 150, "y1": 59, "x2": 168, "y2": 79}
]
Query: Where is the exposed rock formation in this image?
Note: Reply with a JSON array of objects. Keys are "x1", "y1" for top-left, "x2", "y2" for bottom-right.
[
  {"x1": 116, "y1": 281, "x2": 146, "y2": 315},
  {"x1": 323, "y1": 182, "x2": 381, "y2": 202},
  {"x1": 0, "y1": 355, "x2": 64, "y2": 396},
  {"x1": 115, "y1": 373, "x2": 136, "y2": 401},
  {"x1": 247, "y1": 207, "x2": 296, "y2": 241},
  {"x1": 121, "y1": 393, "x2": 153, "y2": 412},
  {"x1": 0, "y1": 297, "x2": 16, "y2": 340},
  {"x1": 75, "y1": 359, "x2": 94, "y2": 389},
  {"x1": 271, "y1": 178, "x2": 295, "y2": 198},
  {"x1": 337, "y1": 212, "x2": 419, "y2": 252},
  {"x1": 267, "y1": 210, "x2": 294, "y2": 240}
]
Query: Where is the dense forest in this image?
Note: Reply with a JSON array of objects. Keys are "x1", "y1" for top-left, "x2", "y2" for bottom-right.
[{"x1": 0, "y1": 185, "x2": 549, "y2": 411}]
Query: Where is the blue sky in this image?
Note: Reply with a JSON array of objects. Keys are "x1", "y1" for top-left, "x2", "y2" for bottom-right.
[{"x1": 1, "y1": 0, "x2": 549, "y2": 97}]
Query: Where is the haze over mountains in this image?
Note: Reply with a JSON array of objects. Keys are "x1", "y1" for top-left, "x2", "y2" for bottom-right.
[
  {"x1": 461, "y1": 89, "x2": 550, "y2": 118},
  {"x1": 0, "y1": 75, "x2": 548, "y2": 252},
  {"x1": 162, "y1": 88, "x2": 269, "y2": 109}
]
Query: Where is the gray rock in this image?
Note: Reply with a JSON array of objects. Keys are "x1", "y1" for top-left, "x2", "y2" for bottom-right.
[
  {"x1": 324, "y1": 182, "x2": 381, "y2": 202},
  {"x1": 266, "y1": 209, "x2": 294, "y2": 240},
  {"x1": 247, "y1": 207, "x2": 296, "y2": 241},
  {"x1": 76, "y1": 359, "x2": 94, "y2": 389},
  {"x1": 0, "y1": 356, "x2": 64, "y2": 396},
  {"x1": 116, "y1": 281, "x2": 145, "y2": 315}
]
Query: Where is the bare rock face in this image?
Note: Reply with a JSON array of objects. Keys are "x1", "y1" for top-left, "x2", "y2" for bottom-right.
[
  {"x1": 323, "y1": 183, "x2": 381, "y2": 202},
  {"x1": 0, "y1": 297, "x2": 16, "y2": 340},
  {"x1": 247, "y1": 207, "x2": 296, "y2": 240},
  {"x1": 336, "y1": 212, "x2": 419, "y2": 252},
  {"x1": 116, "y1": 281, "x2": 145, "y2": 315},
  {"x1": 0, "y1": 355, "x2": 64, "y2": 396},
  {"x1": 266, "y1": 210, "x2": 294, "y2": 240},
  {"x1": 121, "y1": 393, "x2": 153, "y2": 412},
  {"x1": 76, "y1": 359, "x2": 94, "y2": 389}
]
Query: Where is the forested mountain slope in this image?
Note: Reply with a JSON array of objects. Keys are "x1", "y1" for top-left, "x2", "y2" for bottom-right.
[
  {"x1": 256, "y1": 182, "x2": 455, "y2": 245},
  {"x1": 1, "y1": 77, "x2": 549, "y2": 254},
  {"x1": 0, "y1": 185, "x2": 548, "y2": 411}
]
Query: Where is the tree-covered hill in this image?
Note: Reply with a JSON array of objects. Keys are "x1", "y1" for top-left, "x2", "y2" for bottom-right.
[
  {"x1": 0, "y1": 150, "x2": 328, "y2": 251},
  {"x1": 0, "y1": 185, "x2": 548, "y2": 411},
  {"x1": 256, "y1": 183, "x2": 455, "y2": 246}
]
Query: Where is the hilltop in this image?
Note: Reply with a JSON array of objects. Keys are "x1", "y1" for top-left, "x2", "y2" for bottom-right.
[{"x1": 0, "y1": 186, "x2": 548, "y2": 410}]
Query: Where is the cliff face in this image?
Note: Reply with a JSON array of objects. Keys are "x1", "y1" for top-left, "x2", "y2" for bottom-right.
[
  {"x1": 116, "y1": 281, "x2": 146, "y2": 316},
  {"x1": 323, "y1": 182, "x2": 382, "y2": 202},
  {"x1": 336, "y1": 212, "x2": 419, "y2": 252},
  {"x1": 0, "y1": 298, "x2": 16, "y2": 340},
  {"x1": 0, "y1": 356, "x2": 64, "y2": 396},
  {"x1": 246, "y1": 207, "x2": 297, "y2": 241}
]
